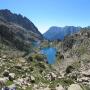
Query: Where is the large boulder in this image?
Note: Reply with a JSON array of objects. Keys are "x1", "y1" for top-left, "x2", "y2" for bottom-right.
[
  {"x1": 68, "y1": 84, "x2": 82, "y2": 90},
  {"x1": 9, "y1": 73, "x2": 15, "y2": 81}
]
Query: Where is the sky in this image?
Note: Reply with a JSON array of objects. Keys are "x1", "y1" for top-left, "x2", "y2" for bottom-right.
[{"x1": 0, "y1": 0, "x2": 90, "y2": 33}]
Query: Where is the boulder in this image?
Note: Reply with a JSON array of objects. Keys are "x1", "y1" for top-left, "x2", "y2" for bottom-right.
[
  {"x1": 14, "y1": 78, "x2": 24, "y2": 86},
  {"x1": 43, "y1": 87, "x2": 50, "y2": 90},
  {"x1": 19, "y1": 57, "x2": 26, "y2": 63},
  {"x1": 68, "y1": 84, "x2": 82, "y2": 90},
  {"x1": 82, "y1": 70, "x2": 90, "y2": 77},
  {"x1": 8, "y1": 84, "x2": 16, "y2": 90},
  {"x1": 2, "y1": 55, "x2": 7, "y2": 59},
  {"x1": 81, "y1": 77, "x2": 89, "y2": 82},
  {"x1": 3, "y1": 70, "x2": 9, "y2": 77},
  {"x1": 14, "y1": 64, "x2": 22, "y2": 69},
  {"x1": 56, "y1": 85, "x2": 65, "y2": 90},
  {"x1": 0, "y1": 77, "x2": 8, "y2": 87},
  {"x1": 30, "y1": 76, "x2": 35, "y2": 83},
  {"x1": 9, "y1": 73, "x2": 15, "y2": 81},
  {"x1": 50, "y1": 72, "x2": 57, "y2": 81}
]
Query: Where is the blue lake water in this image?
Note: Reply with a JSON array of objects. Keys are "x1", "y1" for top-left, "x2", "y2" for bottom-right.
[{"x1": 41, "y1": 47, "x2": 57, "y2": 64}]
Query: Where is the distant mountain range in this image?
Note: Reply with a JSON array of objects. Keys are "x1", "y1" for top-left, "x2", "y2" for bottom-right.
[
  {"x1": 43, "y1": 26, "x2": 81, "y2": 40},
  {"x1": 0, "y1": 9, "x2": 43, "y2": 51}
]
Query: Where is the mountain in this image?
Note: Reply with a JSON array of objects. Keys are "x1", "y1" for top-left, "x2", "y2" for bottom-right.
[
  {"x1": 43, "y1": 26, "x2": 81, "y2": 40},
  {"x1": 0, "y1": 9, "x2": 42, "y2": 37},
  {"x1": 63, "y1": 27, "x2": 90, "y2": 51},
  {"x1": 52, "y1": 27, "x2": 90, "y2": 90},
  {"x1": 0, "y1": 9, "x2": 43, "y2": 51}
]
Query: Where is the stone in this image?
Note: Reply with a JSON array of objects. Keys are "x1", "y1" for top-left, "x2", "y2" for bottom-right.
[
  {"x1": 56, "y1": 85, "x2": 65, "y2": 90},
  {"x1": 45, "y1": 74, "x2": 51, "y2": 80},
  {"x1": 3, "y1": 70, "x2": 9, "y2": 77},
  {"x1": 9, "y1": 73, "x2": 15, "y2": 81},
  {"x1": 30, "y1": 76, "x2": 35, "y2": 83},
  {"x1": 8, "y1": 84, "x2": 16, "y2": 90},
  {"x1": 81, "y1": 77, "x2": 89, "y2": 82},
  {"x1": 2, "y1": 55, "x2": 7, "y2": 59},
  {"x1": 33, "y1": 84, "x2": 38, "y2": 89},
  {"x1": 14, "y1": 78, "x2": 24, "y2": 86},
  {"x1": 22, "y1": 86, "x2": 27, "y2": 90},
  {"x1": 50, "y1": 72, "x2": 57, "y2": 81},
  {"x1": 0, "y1": 77, "x2": 8, "y2": 86},
  {"x1": 82, "y1": 70, "x2": 90, "y2": 77},
  {"x1": 43, "y1": 87, "x2": 50, "y2": 90},
  {"x1": 19, "y1": 57, "x2": 26, "y2": 63},
  {"x1": 14, "y1": 77, "x2": 31, "y2": 87},
  {"x1": 68, "y1": 84, "x2": 83, "y2": 90},
  {"x1": 15, "y1": 64, "x2": 22, "y2": 69}
]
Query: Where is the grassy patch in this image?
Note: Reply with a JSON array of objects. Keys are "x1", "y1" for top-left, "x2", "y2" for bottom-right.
[{"x1": 6, "y1": 80, "x2": 13, "y2": 86}]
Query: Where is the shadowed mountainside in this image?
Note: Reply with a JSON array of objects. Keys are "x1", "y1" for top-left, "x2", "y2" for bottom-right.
[{"x1": 0, "y1": 9, "x2": 43, "y2": 51}]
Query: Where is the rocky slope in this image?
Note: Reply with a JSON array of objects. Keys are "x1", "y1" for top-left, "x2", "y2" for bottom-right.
[
  {"x1": 0, "y1": 9, "x2": 43, "y2": 51},
  {"x1": 0, "y1": 9, "x2": 90, "y2": 90},
  {"x1": 52, "y1": 27, "x2": 90, "y2": 90},
  {"x1": 0, "y1": 9, "x2": 42, "y2": 37},
  {"x1": 43, "y1": 26, "x2": 80, "y2": 40}
]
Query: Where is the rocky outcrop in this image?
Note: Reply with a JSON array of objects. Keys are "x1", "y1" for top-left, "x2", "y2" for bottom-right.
[
  {"x1": 68, "y1": 84, "x2": 82, "y2": 90},
  {"x1": 56, "y1": 85, "x2": 65, "y2": 90}
]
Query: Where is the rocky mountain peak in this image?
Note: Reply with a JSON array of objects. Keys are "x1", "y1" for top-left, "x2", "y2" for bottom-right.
[
  {"x1": 0, "y1": 9, "x2": 42, "y2": 36},
  {"x1": 0, "y1": 9, "x2": 43, "y2": 51}
]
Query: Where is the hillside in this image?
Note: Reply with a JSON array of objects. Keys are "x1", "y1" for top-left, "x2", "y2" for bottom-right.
[
  {"x1": 0, "y1": 9, "x2": 43, "y2": 51},
  {"x1": 0, "y1": 9, "x2": 42, "y2": 37},
  {"x1": 0, "y1": 9, "x2": 90, "y2": 90},
  {"x1": 52, "y1": 27, "x2": 90, "y2": 90},
  {"x1": 43, "y1": 26, "x2": 80, "y2": 40}
]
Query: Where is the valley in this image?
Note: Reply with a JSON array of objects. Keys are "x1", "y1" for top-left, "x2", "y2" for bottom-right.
[{"x1": 0, "y1": 9, "x2": 90, "y2": 90}]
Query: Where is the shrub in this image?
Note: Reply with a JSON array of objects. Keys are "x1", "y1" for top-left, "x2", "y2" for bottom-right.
[
  {"x1": 27, "y1": 56, "x2": 33, "y2": 62},
  {"x1": 33, "y1": 54, "x2": 45, "y2": 61},
  {"x1": 66, "y1": 65, "x2": 74, "y2": 74},
  {"x1": 36, "y1": 62, "x2": 46, "y2": 69}
]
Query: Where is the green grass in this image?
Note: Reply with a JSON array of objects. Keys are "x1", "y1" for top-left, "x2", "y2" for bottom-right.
[{"x1": 6, "y1": 80, "x2": 13, "y2": 86}]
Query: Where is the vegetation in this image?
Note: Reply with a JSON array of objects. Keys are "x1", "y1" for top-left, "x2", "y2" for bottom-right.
[{"x1": 0, "y1": 10, "x2": 90, "y2": 90}]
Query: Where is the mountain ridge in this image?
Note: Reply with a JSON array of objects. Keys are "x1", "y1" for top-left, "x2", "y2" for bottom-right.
[
  {"x1": 0, "y1": 9, "x2": 43, "y2": 51},
  {"x1": 43, "y1": 26, "x2": 81, "y2": 40},
  {"x1": 0, "y1": 9, "x2": 43, "y2": 38}
]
